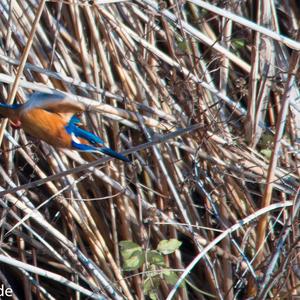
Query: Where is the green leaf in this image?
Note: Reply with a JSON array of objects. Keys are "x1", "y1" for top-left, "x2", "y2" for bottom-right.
[
  {"x1": 260, "y1": 132, "x2": 274, "y2": 148},
  {"x1": 147, "y1": 250, "x2": 165, "y2": 266},
  {"x1": 120, "y1": 241, "x2": 144, "y2": 271},
  {"x1": 143, "y1": 276, "x2": 160, "y2": 295},
  {"x1": 163, "y1": 270, "x2": 178, "y2": 285},
  {"x1": 177, "y1": 40, "x2": 188, "y2": 52},
  {"x1": 233, "y1": 39, "x2": 245, "y2": 49},
  {"x1": 149, "y1": 291, "x2": 158, "y2": 300},
  {"x1": 119, "y1": 240, "x2": 142, "y2": 260},
  {"x1": 260, "y1": 148, "x2": 272, "y2": 159},
  {"x1": 200, "y1": 8, "x2": 208, "y2": 16},
  {"x1": 123, "y1": 251, "x2": 145, "y2": 271},
  {"x1": 157, "y1": 239, "x2": 182, "y2": 255}
]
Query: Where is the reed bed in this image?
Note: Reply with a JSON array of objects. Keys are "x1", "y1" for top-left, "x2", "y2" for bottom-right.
[{"x1": 0, "y1": 0, "x2": 299, "y2": 299}]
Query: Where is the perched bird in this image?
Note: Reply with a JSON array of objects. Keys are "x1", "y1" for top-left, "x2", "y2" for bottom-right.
[{"x1": 0, "y1": 92, "x2": 130, "y2": 162}]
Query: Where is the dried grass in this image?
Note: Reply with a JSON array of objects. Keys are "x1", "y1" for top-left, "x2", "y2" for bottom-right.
[{"x1": 0, "y1": 0, "x2": 299, "y2": 299}]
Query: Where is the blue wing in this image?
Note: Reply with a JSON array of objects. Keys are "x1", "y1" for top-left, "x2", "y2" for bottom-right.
[
  {"x1": 21, "y1": 92, "x2": 85, "y2": 123},
  {"x1": 23, "y1": 92, "x2": 66, "y2": 111}
]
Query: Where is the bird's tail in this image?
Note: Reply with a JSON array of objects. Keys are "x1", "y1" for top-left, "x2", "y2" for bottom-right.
[
  {"x1": 100, "y1": 147, "x2": 131, "y2": 163},
  {"x1": 71, "y1": 140, "x2": 130, "y2": 162}
]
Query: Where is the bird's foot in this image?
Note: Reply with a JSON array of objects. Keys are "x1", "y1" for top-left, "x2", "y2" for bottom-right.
[{"x1": 10, "y1": 119, "x2": 22, "y2": 129}]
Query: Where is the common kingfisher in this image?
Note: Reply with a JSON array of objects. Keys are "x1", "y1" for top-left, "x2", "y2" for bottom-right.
[{"x1": 0, "y1": 92, "x2": 130, "y2": 162}]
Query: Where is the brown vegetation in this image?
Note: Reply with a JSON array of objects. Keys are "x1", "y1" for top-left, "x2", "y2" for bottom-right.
[{"x1": 0, "y1": 0, "x2": 300, "y2": 299}]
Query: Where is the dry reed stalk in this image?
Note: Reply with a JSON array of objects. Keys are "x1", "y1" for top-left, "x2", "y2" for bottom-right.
[{"x1": 0, "y1": 1, "x2": 299, "y2": 299}]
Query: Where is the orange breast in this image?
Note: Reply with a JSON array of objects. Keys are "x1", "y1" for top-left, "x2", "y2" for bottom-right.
[{"x1": 20, "y1": 108, "x2": 73, "y2": 148}]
